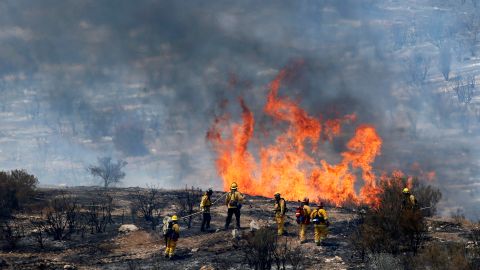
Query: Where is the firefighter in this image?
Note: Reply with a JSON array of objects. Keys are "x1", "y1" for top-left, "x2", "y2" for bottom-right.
[
  {"x1": 402, "y1": 188, "x2": 417, "y2": 210},
  {"x1": 311, "y1": 202, "x2": 329, "y2": 246},
  {"x1": 297, "y1": 197, "x2": 311, "y2": 243},
  {"x1": 200, "y1": 188, "x2": 213, "y2": 232},
  {"x1": 273, "y1": 192, "x2": 287, "y2": 236},
  {"x1": 225, "y1": 182, "x2": 244, "y2": 229},
  {"x1": 164, "y1": 215, "x2": 180, "y2": 259}
]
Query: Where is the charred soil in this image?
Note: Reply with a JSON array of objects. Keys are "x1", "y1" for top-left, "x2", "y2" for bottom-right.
[{"x1": 0, "y1": 187, "x2": 477, "y2": 270}]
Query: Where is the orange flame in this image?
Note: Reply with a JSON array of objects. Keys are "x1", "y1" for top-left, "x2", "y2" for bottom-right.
[{"x1": 208, "y1": 67, "x2": 385, "y2": 206}]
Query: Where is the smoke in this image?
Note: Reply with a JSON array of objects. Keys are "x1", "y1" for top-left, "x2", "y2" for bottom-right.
[{"x1": 0, "y1": 0, "x2": 479, "y2": 218}]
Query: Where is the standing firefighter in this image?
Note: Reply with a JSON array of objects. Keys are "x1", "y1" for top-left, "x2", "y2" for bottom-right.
[
  {"x1": 225, "y1": 182, "x2": 244, "y2": 229},
  {"x1": 200, "y1": 188, "x2": 213, "y2": 232},
  {"x1": 310, "y1": 202, "x2": 329, "y2": 246},
  {"x1": 163, "y1": 215, "x2": 180, "y2": 259},
  {"x1": 296, "y1": 197, "x2": 311, "y2": 243},
  {"x1": 273, "y1": 192, "x2": 287, "y2": 236},
  {"x1": 402, "y1": 188, "x2": 417, "y2": 210}
]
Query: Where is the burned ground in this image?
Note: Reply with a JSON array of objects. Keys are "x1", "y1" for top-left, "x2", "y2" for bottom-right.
[{"x1": 0, "y1": 187, "x2": 478, "y2": 270}]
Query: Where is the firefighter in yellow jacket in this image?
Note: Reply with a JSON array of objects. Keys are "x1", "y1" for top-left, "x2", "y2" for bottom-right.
[
  {"x1": 164, "y1": 215, "x2": 180, "y2": 259},
  {"x1": 200, "y1": 188, "x2": 213, "y2": 232},
  {"x1": 225, "y1": 182, "x2": 244, "y2": 229},
  {"x1": 273, "y1": 192, "x2": 286, "y2": 236},
  {"x1": 402, "y1": 188, "x2": 417, "y2": 210},
  {"x1": 310, "y1": 202, "x2": 329, "y2": 246},
  {"x1": 298, "y1": 198, "x2": 311, "y2": 243}
]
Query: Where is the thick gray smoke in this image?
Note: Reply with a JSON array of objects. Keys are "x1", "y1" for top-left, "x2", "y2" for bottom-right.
[{"x1": 0, "y1": 0, "x2": 479, "y2": 218}]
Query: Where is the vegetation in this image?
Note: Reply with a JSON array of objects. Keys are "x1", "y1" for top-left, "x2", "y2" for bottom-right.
[
  {"x1": 414, "y1": 242, "x2": 473, "y2": 270},
  {"x1": 132, "y1": 187, "x2": 164, "y2": 230},
  {"x1": 351, "y1": 175, "x2": 441, "y2": 259},
  {"x1": 0, "y1": 170, "x2": 38, "y2": 220},
  {"x1": 0, "y1": 219, "x2": 25, "y2": 250},
  {"x1": 242, "y1": 228, "x2": 304, "y2": 270},
  {"x1": 44, "y1": 194, "x2": 78, "y2": 240},
  {"x1": 439, "y1": 45, "x2": 452, "y2": 81},
  {"x1": 88, "y1": 157, "x2": 127, "y2": 188},
  {"x1": 177, "y1": 186, "x2": 203, "y2": 229},
  {"x1": 85, "y1": 194, "x2": 114, "y2": 234}
]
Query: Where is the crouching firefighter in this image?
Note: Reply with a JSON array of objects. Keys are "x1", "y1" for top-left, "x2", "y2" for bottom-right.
[
  {"x1": 274, "y1": 192, "x2": 287, "y2": 236},
  {"x1": 296, "y1": 198, "x2": 311, "y2": 243},
  {"x1": 163, "y1": 215, "x2": 180, "y2": 259},
  {"x1": 311, "y1": 202, "x2": 329, "y2": 246},
  {"x1": 225, "y1": 182, "x2": 244, "y2": 229},
  {"x1": 200, "y1": 188, "x2": 213, "y2": 232}
]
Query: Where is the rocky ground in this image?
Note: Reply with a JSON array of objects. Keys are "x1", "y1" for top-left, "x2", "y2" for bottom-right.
[{"x1": 0, "y1": 187, "x2": 478, "y2": 270}]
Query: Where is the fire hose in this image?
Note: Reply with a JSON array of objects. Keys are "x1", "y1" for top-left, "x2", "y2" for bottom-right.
[{"x1": 178, "y1": 192, "x2": 229, "y2": 220}]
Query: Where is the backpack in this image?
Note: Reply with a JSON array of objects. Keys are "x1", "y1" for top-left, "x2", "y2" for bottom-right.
[
  {"x1": 162, "y1": 217, "x2": 173, "y2": 237},
  {"x1": 228, "y1": 192, "x2": 239, "y2": 208},
  {"x1": 295, "y1": 206, "x2": 305, "y2": 224},
  {"x1": 311, "y1": 210, "x2": 325, "y2": 225},
  {"x1": 171, "y1": 226, "x2": 179, "y2": 241}
]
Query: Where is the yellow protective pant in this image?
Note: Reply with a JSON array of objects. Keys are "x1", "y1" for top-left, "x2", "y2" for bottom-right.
[
  {"x1": 299, "y1": 224, "x2": 308, "y2": 242},
  {"x1": 275, "y1": 215, "x2": 285, "y2": 236},
  {"x1": 314, "y1": 224, "x2": 328, "y2": 244},
  {"x1": 164, "y1": 239, "x2": 177, "y2": 257}
]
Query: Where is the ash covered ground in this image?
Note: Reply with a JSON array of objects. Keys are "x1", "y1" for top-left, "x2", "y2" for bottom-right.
[{"x1": 0, "y1": 187, "x2": 478, "y2": 270}]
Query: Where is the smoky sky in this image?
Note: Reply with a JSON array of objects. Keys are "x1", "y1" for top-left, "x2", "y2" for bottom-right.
[{"x1": 1, "y1": 0, "x2": 480, "y2": 218}]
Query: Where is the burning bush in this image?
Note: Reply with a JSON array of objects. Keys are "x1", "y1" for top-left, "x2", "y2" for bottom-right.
[
  {"x1": 0, "y1": 170, "x2": 38, "y2": 220},
  {"x1": 350, "y1": 175, "x2": 441, "y2": 258}
]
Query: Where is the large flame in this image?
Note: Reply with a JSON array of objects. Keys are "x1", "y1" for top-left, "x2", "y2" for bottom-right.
[{"x1": 207, "y1": 66, "x2": 384, "y2": 206}]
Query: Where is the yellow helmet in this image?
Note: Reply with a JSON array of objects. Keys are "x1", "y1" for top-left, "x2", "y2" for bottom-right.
[
  {"x1": 230, "y1": 182, "x2": 238, "y2": 190},
  {"x1": 171, "y1": 215, "x2": 178, "y2": 221},
  {"x1": 403, "y1": 188, "x2": 409, "y2": 194}
]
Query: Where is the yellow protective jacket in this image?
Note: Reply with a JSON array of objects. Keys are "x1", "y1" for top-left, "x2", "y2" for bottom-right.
[
  {"x1": 200, "y1": 193, "x2": 212, "y2": 213},
  {"x1": 303, "y1": 205, "x2": 312, "y2": 223},
  {"x1": 311, "y1": 208, "x2": 328, "y2": 224},
  {"x1": 225, "y1": 191, "x2": 244, "y2": 208},
  {"x1": 274, "y1": 198, "x2": 286, "y2": 216},
  {"x1": 303, "y1": 205, "x2": 311, "y2": 216},
  {"x1": 403, "y1": 194, "x2": 417, "y2": 209},
  {"x1": 168, "y1": 223, "x2": 180, "y2": 241}
]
